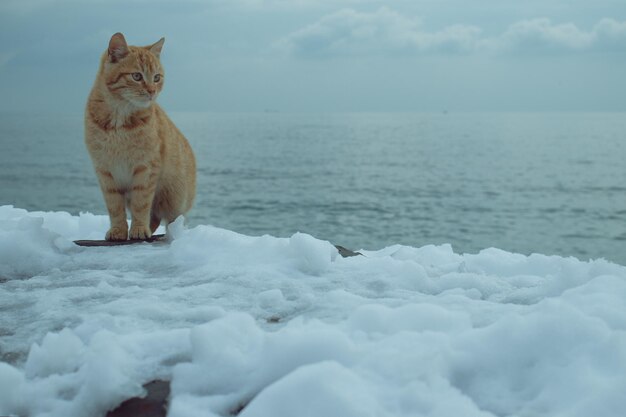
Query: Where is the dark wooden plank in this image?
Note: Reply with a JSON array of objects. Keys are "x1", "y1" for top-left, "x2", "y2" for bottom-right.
[
  {"x1": 335, "y1": 245, "x2": 362, "y2": 258},
  {"x1": 74, "y1": 234, "x2": 362, "y2": 257},
  {"x1": 106, "y1": 380, "x2": 170, "y2": 417},
  {"x1": 74, "y1": 234, "x2": 166, "y2": 247}
]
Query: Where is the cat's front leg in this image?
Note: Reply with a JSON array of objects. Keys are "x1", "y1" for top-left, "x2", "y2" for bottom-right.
[
  {"x1": 97, "y1": 169, "x2": 129, "y2": 241},
  {"x1": 128, "y1": 164, "x2": 158, "y2": 240}
]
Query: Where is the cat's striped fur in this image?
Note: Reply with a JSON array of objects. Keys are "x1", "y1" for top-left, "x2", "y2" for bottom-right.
[{"x1": 85, "y1": 33, "x2": 196, "y2": 241}]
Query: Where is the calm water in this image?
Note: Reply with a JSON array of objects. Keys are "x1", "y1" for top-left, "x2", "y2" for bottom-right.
[{"x1": 1, "y1": 112, "x2": 625, "y2": 264}]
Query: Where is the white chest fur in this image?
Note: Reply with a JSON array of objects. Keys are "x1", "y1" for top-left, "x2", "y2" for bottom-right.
[{"x1": 109, "y1": 161, "x2": 133, "y2": 190}]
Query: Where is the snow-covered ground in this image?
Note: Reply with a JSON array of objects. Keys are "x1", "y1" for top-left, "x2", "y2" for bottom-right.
[{"x1": 1, "y1": 205, "x2": 625, "y2": 417}]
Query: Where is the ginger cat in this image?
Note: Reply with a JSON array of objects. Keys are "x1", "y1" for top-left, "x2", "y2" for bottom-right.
[{"x1": 85, "y1": 33, "x2": 196, "y2": 241}]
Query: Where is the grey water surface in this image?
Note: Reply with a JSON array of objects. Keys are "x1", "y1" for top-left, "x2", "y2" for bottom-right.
[{"x1": 1, "y1": 112, "x2": 624, "y2": 264}]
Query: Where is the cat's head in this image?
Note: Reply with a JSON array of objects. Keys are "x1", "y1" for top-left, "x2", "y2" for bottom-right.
[{"x1": 101, "y1": 33, "x2": 165, "y2": 108}]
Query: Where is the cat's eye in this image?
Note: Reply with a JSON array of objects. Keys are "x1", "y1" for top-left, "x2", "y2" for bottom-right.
[
  {"x1": 154, "y1": 74, "x2": 161, "y2": 82},
  {"x1": 131, "y1": 72, "x2": 143, "y2": 81}
]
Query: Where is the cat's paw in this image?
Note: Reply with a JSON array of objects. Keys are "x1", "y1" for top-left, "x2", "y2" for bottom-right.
[
  {"x1": 106, "y1": 226, "x2": 128, "y2": 241},
  {"x1": 129, "y1": 224, "x2": 152, "y2": 240}
]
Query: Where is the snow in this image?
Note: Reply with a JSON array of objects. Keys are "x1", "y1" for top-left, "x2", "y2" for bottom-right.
[{"x1": 0, "y1": 204, "x2": 625, "y2": 417}]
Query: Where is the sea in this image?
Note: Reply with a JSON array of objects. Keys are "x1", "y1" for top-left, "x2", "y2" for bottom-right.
[{"x1": 1, "y1": 112, "x2": 625, "y2": 265}]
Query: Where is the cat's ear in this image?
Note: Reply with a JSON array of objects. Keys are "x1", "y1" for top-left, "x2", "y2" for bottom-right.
[
  {"x1": 108, "y1": 33, "x2": 129, "y2": 63},
  {"x1": 149, "y1": 37, "x2": 165, "y2": 58}
]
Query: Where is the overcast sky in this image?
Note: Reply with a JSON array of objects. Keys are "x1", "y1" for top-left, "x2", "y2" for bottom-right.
[{"x1": 1, "y1": 0, "x2": 625, "y2": 112}]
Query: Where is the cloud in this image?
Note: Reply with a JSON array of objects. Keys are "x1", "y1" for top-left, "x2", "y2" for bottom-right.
[
  {"x1": 500, "y1": 18, "x2": 595, "y2": 50},
  {"x1": 495, "y1": 18, "x2": 626, "y2": 51},
  {"x1": 204, "y1": 0, "x2": 376, "y2": 10},
  {"x1": 276, "y1": 8, "x2": 626, "y2": 57},
  {"x1": 276, "y1": 7, "x2": 481, "y2": 56},
  {"x1": 590, "y1": 18, "x2": 626, "y2": 49}
]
